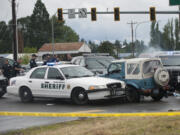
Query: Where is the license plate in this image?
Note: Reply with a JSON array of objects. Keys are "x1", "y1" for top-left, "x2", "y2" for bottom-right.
[
  {"x1": 177, "y1": 76, "x2": 180, "y2": 83},
  {"x1": 116, "y1": 90, "x2": 124, "y2": 96}
]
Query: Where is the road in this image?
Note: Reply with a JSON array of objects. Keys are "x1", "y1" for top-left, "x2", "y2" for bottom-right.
[{"x1": 0, "y1": 94, "x2": 180, "y2": 133}]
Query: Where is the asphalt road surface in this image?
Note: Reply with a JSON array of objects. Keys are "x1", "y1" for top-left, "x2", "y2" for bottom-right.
[{"x1": 0, "y1": 94, "x2": 180, "y2": 133}]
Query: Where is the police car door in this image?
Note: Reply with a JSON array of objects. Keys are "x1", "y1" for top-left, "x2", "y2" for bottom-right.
[
  {"x1": 29, "y1": 67, "x2": 48, "y2": 96},
  {"x1": 45, "y1": 67, "x2": 66, "y2": 97}
]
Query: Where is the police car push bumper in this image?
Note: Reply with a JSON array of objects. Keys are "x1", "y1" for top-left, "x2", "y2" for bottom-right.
[{"x1": 86, "y1": 88, "x2": 125, "y2": 100}]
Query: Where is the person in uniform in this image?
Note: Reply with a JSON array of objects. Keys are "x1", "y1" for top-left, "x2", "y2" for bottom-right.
[
  {"x1": 13, "y1": 58, "x2": 24, "y2": 77},
  {"x1": 30, "y1": 54, "x2": 37, "y2": 68},
  {"x1": 43, "y1": 54, "x2": 51, "y2": 65},
  {"x1": 2, "y1": 59, "x2": 13, "y2": 80}
]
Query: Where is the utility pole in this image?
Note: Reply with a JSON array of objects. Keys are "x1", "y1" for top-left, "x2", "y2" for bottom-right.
[
  {"x1": 127, "y1": 21, "x2": 137, "y2": 57},
  {"x1": 179, "y1": 6, "x2": 180, "y2": 31},
  {"x1": 12, "y1": 0, "x2": 17, "y2": 61}
]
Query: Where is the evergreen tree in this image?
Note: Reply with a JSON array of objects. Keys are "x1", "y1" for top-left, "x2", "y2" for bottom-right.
[
  {"x1": 88, "y1": 40, "x2": 98, "y2": 53},
  {"x1": 114, "y1": 40, "x2": 121, "y2": 57},
  {"x1": 175, "y1": 18, "x2": 180, "y2": 50},
  {"x1": 98, "y1": 41, "x2": 115, "y2": 56},
  {"x1": 149, "y1": 22, "x2": 156, "y2": 47},
  {"x1": 51, "y1": 15, "x2": 79, "y2": 43},
  {"x1": 29, "y1": 0, "x2": 51, "y2": 49}
]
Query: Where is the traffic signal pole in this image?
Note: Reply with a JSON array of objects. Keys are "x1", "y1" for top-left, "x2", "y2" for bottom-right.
[
  {"x1": 12, "y1": 0, "x2": 18, "y2": 61},
  {"x1": 62, "y1": 11, "x2": 180, "y2": 15}
]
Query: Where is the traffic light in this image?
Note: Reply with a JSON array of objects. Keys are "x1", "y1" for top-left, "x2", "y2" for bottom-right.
[
  {"x1": 149, "y1": 7, "x2": 156, "y2": 21},
  {"x1": 57, "y1": 8, "x2": 63, "y2": 21},
  {"x1": 114, "y1": 7, "x2": 120, "y2": 21},
  {"x1": 91, "y1": 8, "x2": 97, "y2": 21}
]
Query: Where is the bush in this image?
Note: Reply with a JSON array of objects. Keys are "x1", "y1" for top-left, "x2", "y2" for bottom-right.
[
  {"x1": 21, "y1": 55, "x2": 30, "y2": 65},
  {"x1": 24, "y1": 47, "x2": 37, "y2": 53}
]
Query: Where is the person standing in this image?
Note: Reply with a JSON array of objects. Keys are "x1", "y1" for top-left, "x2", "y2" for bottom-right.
[
  {"x1": 43, "y1": 54, "x2": 51, "y2": 65},
  {"x1": 30, "y1": 54, "x2": 37, "y2": 69},
  {"x1": 13, "y1": 58, "x2": 24, "y2": 77},
  {"x1": 2, "y1": 59, "x2": 13, "y2": 80}
]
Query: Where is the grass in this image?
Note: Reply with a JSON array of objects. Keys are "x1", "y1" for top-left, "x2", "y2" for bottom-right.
[{"x1": 1, "y1": 116, "x2": 180, "y2": 135}]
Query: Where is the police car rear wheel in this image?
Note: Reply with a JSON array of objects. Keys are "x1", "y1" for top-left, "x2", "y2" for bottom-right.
[
  {"x1": 19, "y1": 87, "x2": 33, "y2": 103},
  {"x1": 125, "y1": 86, "x2": 140, "y2": 103},
  {"x1": 72, "y1": 89, "x2": 88, "y2": 105}
]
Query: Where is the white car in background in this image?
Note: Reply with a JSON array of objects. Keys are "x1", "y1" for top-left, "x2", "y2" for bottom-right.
[{"x1": 7, "y1": 64, "x2": 126, "y2": 105}]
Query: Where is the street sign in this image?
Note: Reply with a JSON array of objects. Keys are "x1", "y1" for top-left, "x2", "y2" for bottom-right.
[
  {"x1": 68, "y1": 9, "x2": 75, "y2": 19},
  {"x1": 169, "y1": 0, "x2": 180, "y2": 6},
  {"x1": 78, "y1": 8, "x2": 87, "y2": 18}
]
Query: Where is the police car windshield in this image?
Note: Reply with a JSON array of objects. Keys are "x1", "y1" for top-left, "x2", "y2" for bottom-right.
[
  {"x1": 86, "y1": 57, "x2": 113, "y2": 69},
  {"x1": 61, "y1": 66, "x2": 94, "y2": 79},
  {"x1": 160, "y1": 56, "x2": 180, "y2": 66}
]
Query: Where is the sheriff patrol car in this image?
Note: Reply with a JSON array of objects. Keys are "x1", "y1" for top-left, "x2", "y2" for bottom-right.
[{"x1": 7, "y1": 64, "x2": 126, "y2": 105}]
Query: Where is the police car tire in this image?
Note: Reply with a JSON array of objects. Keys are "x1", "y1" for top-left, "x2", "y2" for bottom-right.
[
  {"x1": 71, "y1": 88, "x2": 88, "y2": 105},
  {"x1": 125, "y1": 86, "x2": 140, "y2": 103},
  {"x1": 19, "y1": 87, "x2": 33, "y2": 103},
  {"x1": 151, "y1": 89, "x2": 164, "y2": 101},
  {"x1": 0, "y1": 86, "x2": 6, "y2": 98}
]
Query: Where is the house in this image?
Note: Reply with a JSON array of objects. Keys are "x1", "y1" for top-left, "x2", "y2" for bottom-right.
[{"x1": 38, "y1": 42, "x2": 91, "y2": 56}]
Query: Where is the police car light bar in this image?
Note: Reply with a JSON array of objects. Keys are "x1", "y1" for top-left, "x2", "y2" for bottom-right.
[
  {"x1": 47, "y1": 62, "x2": 61, "y2": 66},
  {"x1": 83, "y1": 53, "x2": 110, "y2": 56}
]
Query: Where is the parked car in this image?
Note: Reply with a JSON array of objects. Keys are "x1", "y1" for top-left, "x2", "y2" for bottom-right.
[
  {"x1": 139, "y1": 51, "x2": 180, "y2": 93},
  {"x1": 7, "y1": 64, "x2": 126, "y2": 105},
  {"x1": 71, "y1": 53, "x2": 114, "y2": 75},
  {"x1": 104, "y1": 58, "x2": 170, "y2": 102}
]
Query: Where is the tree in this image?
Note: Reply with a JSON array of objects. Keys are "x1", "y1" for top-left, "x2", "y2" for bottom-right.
[
  {"x1": 149, "y1": 22, "x2": 156, "y2": 47},
  {"x1": 149, "y1": 22, "x2": 162, "y2": 48},
  {"x1": 51, "y1": 16, "x2": 79, "y2": 43},
  {"x1": 97, "y1": 41, "x2": 115, "y2": 56},
  {"x1": 114, "y1": 40, "x2": 121, "y2": 57},
  {"x1": 175, "y1": 18, "x2": 180, "y2": 50},
  {"x1": 88, "y1": 40, "x2": 98, "y2": 53},
  {"x1": 17, "y1": 16, "x2": 31, "y2": 47},
  {"x1": 29, "y1": 0, "x2": 51, "y2": 49},
  {"x1": 0, "y1": 21, "x2": 13, "y2": 53},
  {"x1": 135, "y1": 40, "x2": 147, "y2": 55},
  {"x1": 162, "y1": 20, "x2": 173, "y2": 50}
]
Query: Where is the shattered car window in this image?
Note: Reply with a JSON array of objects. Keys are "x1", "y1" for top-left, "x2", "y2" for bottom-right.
[
  {"x1": 143, "y1": 60, "x2": 161, "y2": 74},
  {"x1": 127, "y1": 64, "x2": 140, "y2": 75}
]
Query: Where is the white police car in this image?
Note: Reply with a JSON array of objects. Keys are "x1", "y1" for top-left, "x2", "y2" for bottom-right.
[{"x1": 7, "y1": 64, "x2": 125, "y2": 104}]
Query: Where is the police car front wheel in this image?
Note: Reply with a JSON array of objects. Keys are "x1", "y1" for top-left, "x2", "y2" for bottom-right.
[
  {"x1": 71, "y1": 88, "x2": 88, "y2": 105},
  {"x1": 19, "y1": 87, "x2": 33, "y2": 103}
]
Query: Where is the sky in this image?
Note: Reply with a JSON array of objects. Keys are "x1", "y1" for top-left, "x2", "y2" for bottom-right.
[{"x1": 0, "y1": 0, "x2": 179, "y2": 45}]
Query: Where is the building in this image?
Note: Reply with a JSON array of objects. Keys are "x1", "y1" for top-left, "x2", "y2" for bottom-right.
[{"x1": 38, "y1": 42, "x2": 91, "y2": 56}]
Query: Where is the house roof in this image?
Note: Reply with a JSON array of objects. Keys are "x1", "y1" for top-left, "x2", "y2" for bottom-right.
[{"x1": 39, "y1": 42, "x2": 84, "y2": 52}]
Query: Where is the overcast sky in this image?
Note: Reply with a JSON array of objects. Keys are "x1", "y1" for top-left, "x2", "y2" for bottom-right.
[{"x1": 0, "y1": 0, "x2": 179, "y2": 44}]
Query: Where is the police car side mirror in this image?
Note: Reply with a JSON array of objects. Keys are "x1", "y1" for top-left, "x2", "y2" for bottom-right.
[
  {"x1": 85, "y1": 64, "x2": 88, "y2": 68},
  {"x1": 56, "y1": 76, "x2": 64, "y2": 80}
]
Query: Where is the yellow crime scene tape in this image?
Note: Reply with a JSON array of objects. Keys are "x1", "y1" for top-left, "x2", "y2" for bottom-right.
[{"x1": 0, "y1": 111, "x2": 180, "y2": 117}]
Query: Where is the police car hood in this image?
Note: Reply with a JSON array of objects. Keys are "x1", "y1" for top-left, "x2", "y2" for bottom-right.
[{"x1": 68, "y1": 76, "x2": 124, "y2": 86}]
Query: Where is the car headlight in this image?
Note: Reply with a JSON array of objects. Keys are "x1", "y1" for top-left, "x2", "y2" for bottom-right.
[{"x1": 88, "y1": 85, "x2": 107, "y2": 90}]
